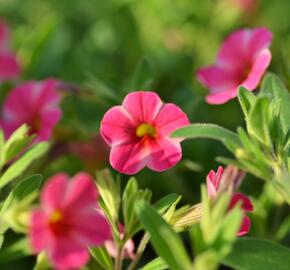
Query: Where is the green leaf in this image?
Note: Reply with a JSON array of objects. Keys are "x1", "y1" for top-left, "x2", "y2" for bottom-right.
[
  {"x1": 141, "y1": 257, "x2": 168, "y2": 270},
  {"x1": 0, "y1": 130, "x2": 4, "y2": 167},
  {"x1": 3, "y1": 124, "x2": 33, "y2": 165},
  {"x1": 261, "y1": 73, "x2": 290, "y2": 132},
  {"x1": 223, "y1": 237, "x2": 290, "y2": 270},
  {"x1": 154, "y1": 193, "x2": 179, "y2": 214},
  {"x1": 0, "y1": 142, "x2": 49, "y2": 189},
  {"x1": 172, "y1": 123, "x2": 241, "y2": 152},
  {"x1": 0, "y1": 238, "x2": 30, "y2": 263},
  {"x1": 135, "y1": 201, "x2": 192, "y2": 270},
  {"x1": 248, "y1": 96, "x2": 271, "y2": 147},
  {"x1": 90, "y1": 247, "x2": 114, "y2": 270},
  {"x1": 1, "y1": 174, "x2": 42, "y2": 216},
  {"x1": 238, "y1": 87, "x2": 256, "y2": 119}
]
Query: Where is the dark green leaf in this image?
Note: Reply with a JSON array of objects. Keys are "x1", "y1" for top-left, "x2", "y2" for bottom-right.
[{"x1": 223, "y1": 237, "x2": 290, "y2": 270}]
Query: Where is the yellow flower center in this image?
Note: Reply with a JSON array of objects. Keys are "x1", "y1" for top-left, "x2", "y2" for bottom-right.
[
  {"x1": 50, "y1": 210, "x2": 63, "y2": 224},
  {"x1": 136, "y1": 123, "x2": 156, "y2": 138}
]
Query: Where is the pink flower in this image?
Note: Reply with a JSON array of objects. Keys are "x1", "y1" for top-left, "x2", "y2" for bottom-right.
[
  {"x1": 100, "y1": 91, "x2": 190, "y2": 175},
  {"x1": 1, "y1": 79, "x2": 62, "y2": 141},
  {"x1": 206, "y1": 166, "x2": 253, "y2": 236},
  {"x1": 0, "y1": 19, "x2": 21, "y2": 81},
  {"x1": 105, "y1": 224, "x2": 135, "y2": 260},
  {"x1": 29, "y1": 172, "x2": 111, "y2": 270},
  {"x1": 197, "y1": 27, "x2": 272, "y2": 104}
]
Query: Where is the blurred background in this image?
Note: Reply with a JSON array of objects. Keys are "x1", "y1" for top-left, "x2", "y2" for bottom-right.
[{"x1": 1, "y1": 0, "x2": 290, "y2": 268}]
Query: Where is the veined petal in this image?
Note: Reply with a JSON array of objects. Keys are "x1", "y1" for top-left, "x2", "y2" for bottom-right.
[
  {"x1": 154, "y1": 103, "x2": 189, "y2": 138},
  {"x1": 109, "y1": 140, "x2": 148, "y2": 174},
  {"x1": 122, "y1": 91, "x2": 163, "y2": 124},
  {"x1": 147, "y1": 139, "x2": 182, "y2": 171},
  {"x1": 100, "y1": 105, "x2": 136, "y2": 147}
]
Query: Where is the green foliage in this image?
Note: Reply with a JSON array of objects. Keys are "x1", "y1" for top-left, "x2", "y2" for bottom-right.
[
  {"x1": 89, "y1": 247, "x2": 114, "y2": 270},
  {"x1": 141, "y1": 257, "x2": 168, "y2": 270},
  {"x1": 135, "y1": 201, "x2": 192, "y2": 270},
  {"x1": 223, "y1": 238, "x2": 290, "y2": 270}
]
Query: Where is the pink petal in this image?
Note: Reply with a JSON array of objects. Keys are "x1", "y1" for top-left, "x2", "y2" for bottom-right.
[
  {"x1": 242, "y1": 49, "x2": 271, "y2": 90},
  {"x1": 229, "y1": 193, "x2": 253, "y2": 212},
  {"x1": 0, "y1": 53, "x2": 21, "y2": 80},
  {"x1": 122, "y1": 91, "x2": 163, "y2": 124},
  {"x1": 206, "y1": 166, "x2": 224, "y2": 198},
  {"x1": 109, "y1": 140, "x2": 148, "y2": 174},
  {"x1": 237, "y1": 215, "x2": 251, "y2": 236},
  {"x1": 30, "y1": 210, "x2": 50, "y2": 253},
  {"x1": 196, "y1": 66, "x2": 240, "y2": 94},
  {"x1": 63, "y1": 172, "x2": 98, "y2": 211},
  {"x1": 49, "y1": 236, "x2": 89, "y2": 270},
  {"x1": 71, "y1": 209, "x2": 111, "y2": 246},
  {"x1": 247, "y1": 27, "x2": 272, "y2": 60},
  {"x1": 41, "y1": 174, "x2": 69, "y2": 212},
  {"x1": 147, "y1": 139, "x2": 182, "y2": 171},
  {"x1": 154, "y1": 103, "x2": 190, "y2": 139},
  {"x1": 205, "y1": 87, "x2": 238, "y2": 104},
  {"x1": 100, "y1": 105, "x2": 136, "y2": 147},
  {"x1": 217, "y1": 29, "x2": 252, "y2": 69}
]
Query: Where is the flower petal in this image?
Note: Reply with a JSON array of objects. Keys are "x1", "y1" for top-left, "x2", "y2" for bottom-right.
[
  {"x1": 229, "y1": 193, "x2": 253, "y2": 212},
  {"x1": 0, "y1": 53, "x2": 21, "y2": 80},
  {"x1": 41, "y1": 173, "x2": 69, "y2": 212},
  {"x1": 205, "y1": 87, "x2": 238, "y2": 104},
  {"x1": 147, "y1": 139, "x2": 182, "y2": 171},
  {"x1": 30, "y1": 210, "x2": 50, "y2": 253},
  {"x1": 242, "y1": 49, "x2": 271, "y2": 90},
  {"x1": 49, "y1": 236, "x2": 89, "y2": 270},
  {"x1": 154, "y1": 103, "x2": 190, "y2": 138},
  {"x1": 122, "y1": 91, "x2": 163, "y2": 124},
  {"x1": 63, "y1": 172, "x2": 98, "y2": 211},
  {"x1": 237, "y1": 215, "x2": 251, "y2": 236},
  {"x1": 109, "y1": 140, "x2": 148, "y2": 174},
  {"x1": 197, "y1": 66, "x2": 240, "y2": 94},
  {"x1": 71, "y1": 209, "x2": 111, "y2": 246},
  {"x1": 100, "y1": 105, "x2": 136, "y2": 147}
]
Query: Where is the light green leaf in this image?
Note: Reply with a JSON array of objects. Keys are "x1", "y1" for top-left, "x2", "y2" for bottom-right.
[
  {"x1": 90, "y1": 247, "x2": 114, "y2": 270},
  {"x1": 0, "y1": 238, "x2": 30, "y2": 262},
  {"x1": 261, "y1": 73, "x2": 290, "y2": 133},
  {"x1": 154, "y1": 193, "x2": 179, "y2": 214},
  {"x1": 223, "y1": 237, "x2": 290, "y2": 270},
  {"x1": 172, "y1": 123, "x2": 241, "y2": 152},
  {"x1": 141, "y1": 257, "x2": 168, "y2": 270},
  {"x1": 238, "y1": 87, "x2": 256, "y2": 119},
  {"x1": 0, "y1": 142, "x2": 49, "y2": 189},
  {"x1": 135, "y1": 201, "x2": 192, "y2": 270}
]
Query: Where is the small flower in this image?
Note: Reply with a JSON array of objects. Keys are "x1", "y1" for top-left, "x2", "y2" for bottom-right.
[
  {"x1": 1, "y1": 79, "x2": 62, "y2": 141},
  {"x1": 0, "y1": 20, "x2": 21, "y2": 81},
  {"x1": 197, "y1": 27, "x2": 272, "y2": 104},
  {"x1": 206, "y1": 166, "x2": 253, "y2": 236},
  {"x1": 29, "y1": 172, "x2": 111, "y2": 270},
  {"x1": 100, "y1": 91, "x2": 190, "y2": 174},
  {"x1": 105, "y1": 224, "x2": 135, "y2": 260}
]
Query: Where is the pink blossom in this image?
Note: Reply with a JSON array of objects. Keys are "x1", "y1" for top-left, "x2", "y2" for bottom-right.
[
  {"x1": 29, "y1": 172, "x2": 111, "y2": 270},
  {"x1": 206, "y1": 166, "x2": 253, "y2": 236},
  {"x1": 1, "y1": 79, "x2": 62, "y2": 142},
  {"x1": 197, "y1": 27, "x2": 272, "y2": 104},
  {"x1": 105, "y1": 224, "x2": 135, "y2": 260},
  {"x1": 0, "y1": 19, "x2": 21, "y2": 80},
  {"x1": 100, "y1": 91, "x2": 190, "y2": 174}
]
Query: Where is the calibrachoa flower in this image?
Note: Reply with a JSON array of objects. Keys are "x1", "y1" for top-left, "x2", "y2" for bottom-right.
[
  {"x1": 29, "y1": 172, "x2": 111, "y2": 270},
  {"x1": 197, "y1": 27, "x2": 272, "y2": 104},
  {"x1": 100, "y1": 91, "x2": 190, "y2": 174},
  {"x1": 0, "y1": 79, "x2": 62, "y2": 141},
  {"x1": 207, "y1": 166, "x2": 253, "y2": 236},
  {"x1": 0, "y1": 20, "x2": 21, "y2": 80},
  {"x1": 105, "y1": 224, "x2": 135, "y2": 259}
]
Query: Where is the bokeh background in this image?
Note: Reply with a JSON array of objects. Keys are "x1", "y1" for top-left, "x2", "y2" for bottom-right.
[{"x1": 1, "y1": 0, "x2": 290, "y2": 269}]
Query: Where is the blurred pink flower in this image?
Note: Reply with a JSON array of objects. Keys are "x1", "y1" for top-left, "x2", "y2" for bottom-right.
[
  {"x1": 234, "y1": 0, "x2": 258, "y2": 12},
  {"x1": 206, "y1": 166, "x2": 253, "y2": 236},
  {"x1": 0, "y1": 20, "x2": 21, "y2": 81},
  {"x1": 105, "y1": 224, "x2": 135, "y2": 260},
  {"x1": 197, "y1": 27, "x2": 272, "y2": 104},
  {"x1": 100, "y1": 91, "x2": 190, "y2": 174},
  {"x1": 29, "y1": 172, "x2": 111, "y2": 270},
  {"x1": 1, "y1": 79, "x2": 62, "y2": 141}
]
